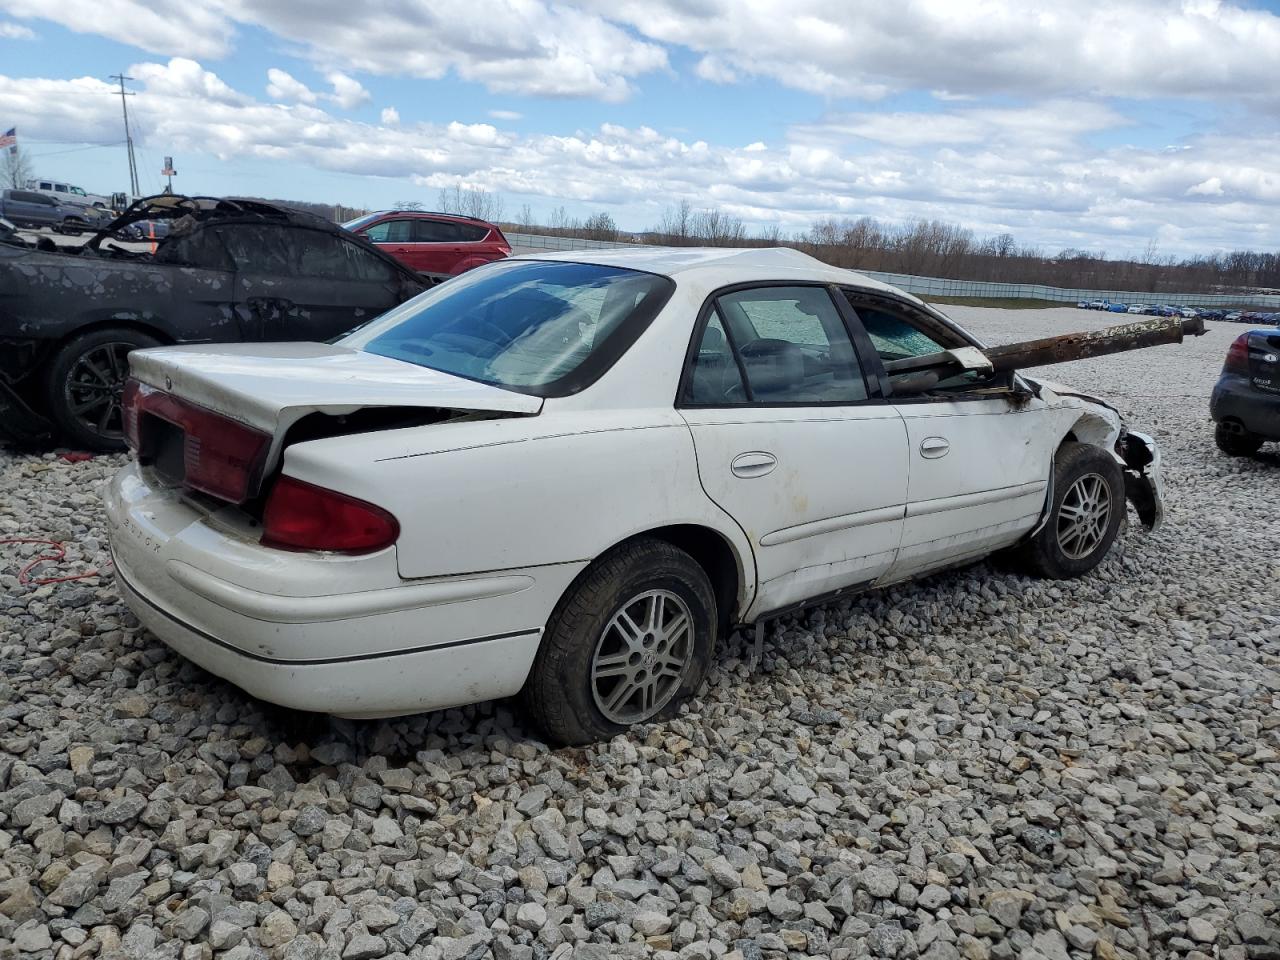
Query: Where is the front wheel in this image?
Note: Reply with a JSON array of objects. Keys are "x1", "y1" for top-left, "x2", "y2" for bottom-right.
[
  {"x1": 45, "y1": 328, "x2": 161, "y2": 451},
  {"x1": 1012, "y1": 441, "x2": 1125, "y2": 579},
  {"x1": 1214, "y1": 423, "x2": 1263, "y2": 457},
  {"x1": 523, "y1": 539, "x2": 716, "y2": 745}
]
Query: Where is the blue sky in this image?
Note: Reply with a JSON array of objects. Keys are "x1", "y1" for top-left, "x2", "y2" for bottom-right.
[{"x1": 2, "y1": 0, "x2": 1279, "y2": 256}]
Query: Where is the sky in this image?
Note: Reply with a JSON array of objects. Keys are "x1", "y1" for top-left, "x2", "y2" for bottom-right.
[{"x1": 0, "y1": 0, "x2": 1278, "y2": 257}]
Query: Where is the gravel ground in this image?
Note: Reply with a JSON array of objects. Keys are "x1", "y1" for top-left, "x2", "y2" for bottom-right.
[{"x1": 1, "y1": 308, "x2": 1277, "y2": 960}]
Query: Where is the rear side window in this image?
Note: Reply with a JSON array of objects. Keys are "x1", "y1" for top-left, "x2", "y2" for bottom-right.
[{"x1": 688, "y1": 286, "x2": 868, "y2": 404}]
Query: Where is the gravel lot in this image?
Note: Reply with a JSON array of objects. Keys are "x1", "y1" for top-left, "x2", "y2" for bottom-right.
[{"x1": 1, "y1": 307, "x2": 1276, "y2": 960}]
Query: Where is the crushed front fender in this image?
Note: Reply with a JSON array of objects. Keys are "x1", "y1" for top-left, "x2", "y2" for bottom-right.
[{"x1": 1118, "y1": 430, "x2": 1164, "y2": 531}]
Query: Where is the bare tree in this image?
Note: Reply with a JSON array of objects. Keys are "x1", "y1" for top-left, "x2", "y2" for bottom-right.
[
  {"x1": 517, "y1": 203, "x2": 535, "y2": 230},
  {"x1": 657, "y1": 199, "x2": 693, "y2": 242},
  {"x1": 394, "y1": 200, "x2": 424, "y2": 211},
  {"x1": 437, "y1": 183, "x2": 504, "y2": 221},
  {"x1": 2, "y1": 146, "x2": 32, "y2": 190},
  {"x1": 582, "y1": 211, "x2": 618, "y2": 242}
]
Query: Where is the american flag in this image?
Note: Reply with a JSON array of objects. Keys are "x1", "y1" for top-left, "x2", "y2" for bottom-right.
[{"x1": 0, "y1": 128, "x2": 15, "y2": 153}]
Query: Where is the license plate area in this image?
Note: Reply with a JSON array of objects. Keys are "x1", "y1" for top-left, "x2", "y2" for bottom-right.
[{"x1": 143, "y1": 415, "x2": 187, "y2": 486}]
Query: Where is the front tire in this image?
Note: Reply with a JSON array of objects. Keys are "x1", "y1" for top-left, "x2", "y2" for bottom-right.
[
  {"x1": 1214, "y1": 423, "x2": 1263, "y2": 457},
  {"x1": 524, "y1": 539, "x2": 716, "y2": 745},
  {"x1": 1013, "y1": 441, "x2": 1125, "y2": 579},
  {"x1": 45, "y1": 328, "x2": 160, "y2": 451}
]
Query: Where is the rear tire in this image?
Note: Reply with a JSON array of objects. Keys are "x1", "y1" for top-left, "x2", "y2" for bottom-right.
[
  {"x1": 1012, "y1": 441, "x2": 1125, "y2": 579},
  {"x1": 523, "y1": 538, "x2": 716, "y2": 745},
  {"x1": 45, "y1": 327, "x2": 160, "y2": 452},
  {"x1": 1214, "y1": 423, "x2": 1263, "y2": 457}
]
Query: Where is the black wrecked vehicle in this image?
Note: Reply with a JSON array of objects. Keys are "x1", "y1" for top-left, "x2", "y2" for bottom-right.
[
  {"x1": 0, "y1": 195, "x2": 427, "y2": 451},
  {"x1": 1211, "y1": 328, "x2": 1280, "y2": 456}
]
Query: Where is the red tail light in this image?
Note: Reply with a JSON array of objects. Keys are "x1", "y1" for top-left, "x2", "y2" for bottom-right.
[
  {"x1": 262, "y1": 476, "x2": 399, "y2": 554},
  {"x1": 123, "y1": 378, "x2": 270, "y2": 503},
  {"x1": 1224, "y1": 333, "x2": 1250, "y2": 374}
]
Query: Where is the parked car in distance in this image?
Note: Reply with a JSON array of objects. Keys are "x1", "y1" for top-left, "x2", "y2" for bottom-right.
[
  {"x1": 0, "y1": 195, "x2": 426, "y2": 451},
  {"x1": 105, "y1": 247, "x2": 1168, "y2": 743},
  {"x1": 342, "y1": 210, "x2": 511, "y2": 282},
  {"x1": 1076, "y1": 300, "x2": 1090, "y2": 309},
  {"x1": 0, "y1": 189, "x2": 110, "y2": 233},
  {"x1": 1211, "y1": 328, "x2": 1280, "y2": 456},
  {"x1": 1086, "y1": 299, "x2": 1106, "y2": 310},
  {"x1": 1108, "y1": 302, "x2": 1129, "y2": 312},
  {"x1": 1127, "y1": 304, "x2": 1148, "y2": 314},
  {"x1": 26, "y1": 178, "x2": 112, "y2": 210}
]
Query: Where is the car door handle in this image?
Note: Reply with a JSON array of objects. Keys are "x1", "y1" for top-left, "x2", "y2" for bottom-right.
[
  {"x1": 731, "y1": 451, "x2": 778, "y2": 478},
  {"x1": 920, "y1": 437, "x2": 950, "y2": 459}
]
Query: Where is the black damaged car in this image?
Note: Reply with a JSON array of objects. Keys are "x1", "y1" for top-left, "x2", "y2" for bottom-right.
[
  {"x1": 0, "y1": 195, "x2": 427, "y2": 450},
  {"x1": 1211, "y1": 327, "x2": 1280, "y2": 456}
]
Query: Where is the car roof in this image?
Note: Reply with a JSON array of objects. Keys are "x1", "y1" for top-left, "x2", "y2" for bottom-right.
[
  {"x1": 363, "y1": 209, "x2": 494, "y2": 225},
  {"x1": 513, "y1": 245, "x2": 917, "y2": 299}
]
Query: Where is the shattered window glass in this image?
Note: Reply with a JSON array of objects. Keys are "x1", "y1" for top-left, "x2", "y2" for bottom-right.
[
  {"x1": 214, "y1": 224, "x2": 398, "y2": 282},
  {"x1": 153, "y1": 226, "x2": 234, "y2": 271}
]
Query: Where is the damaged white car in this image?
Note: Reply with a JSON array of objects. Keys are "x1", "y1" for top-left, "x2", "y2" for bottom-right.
[{"x1": 104, "y1": 248, "x2": 1174, "y2": 744}]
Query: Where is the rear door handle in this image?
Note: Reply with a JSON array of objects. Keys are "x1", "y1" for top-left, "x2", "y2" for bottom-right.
[
  {"x1": 920, "y1": 437, "x2": 950, "y2": 459},
  {"x1": 731, "y1": 451, "x2": 778, "y2": 478}
]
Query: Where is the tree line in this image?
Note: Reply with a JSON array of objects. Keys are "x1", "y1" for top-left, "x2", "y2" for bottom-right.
[{"x1": 273, "y1": 185, "x2": 1279, "y2": 295}]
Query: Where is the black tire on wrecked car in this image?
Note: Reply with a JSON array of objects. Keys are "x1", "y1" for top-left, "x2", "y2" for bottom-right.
[
  {"x1": 1012, "y1": 440, "x2": 1126, "y2": 579},
  {"x1": 524, "y1": 538, "x2": 716, "y2": 745},
  {"x1": 45, "y1": 327, "x2": 161, "y2": 452},
  {"x1": 1214, "y1": 423, "x2": 1263, "y2": 457}
]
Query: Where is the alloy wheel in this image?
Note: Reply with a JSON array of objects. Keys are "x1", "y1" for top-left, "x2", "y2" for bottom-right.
[
  {"x1": 63, "y1": 341, "x2": 133, "y2": 441},
  {"x1": 590, "y1": 588, "x2": 694, "y2": 724},
  {"x1": 1057, "y1": 473, "x2": 1112, "y2": 560}
]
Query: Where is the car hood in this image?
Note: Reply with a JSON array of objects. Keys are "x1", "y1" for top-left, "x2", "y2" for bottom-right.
[{"x1": 128, "y1": 342, "x2": 543, "y2": 435}]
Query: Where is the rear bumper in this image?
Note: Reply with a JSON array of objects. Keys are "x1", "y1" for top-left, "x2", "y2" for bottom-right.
[
  {"x1": 1211, "y1": 376, "x2": 1280, "y2": 440},
  {"x1": 104, "y1": 462, "x2": 584, "y2": 718}
]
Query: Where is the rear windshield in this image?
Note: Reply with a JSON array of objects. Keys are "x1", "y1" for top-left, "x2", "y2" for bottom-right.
[{"x1": 342, "y1": 260, "x2": 674, "y2": 397}]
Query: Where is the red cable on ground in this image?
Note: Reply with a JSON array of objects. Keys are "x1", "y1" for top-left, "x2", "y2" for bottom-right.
[{"x1": 0, "y1": 538, "x2": 111, "y2": 586}]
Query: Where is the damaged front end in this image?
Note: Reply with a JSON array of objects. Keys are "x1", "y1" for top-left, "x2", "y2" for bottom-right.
[{"x1": 1117, "y1": 429, "x2": 1164, "y2": 531}]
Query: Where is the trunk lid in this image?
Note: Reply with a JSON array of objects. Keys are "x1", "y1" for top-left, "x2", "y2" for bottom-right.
[
  {"x1": 129, "y1": 342, "x2": 542, "y2": 432},
  {"x1": 128, "y1": 342, "x2": 541, "y2": 502}
]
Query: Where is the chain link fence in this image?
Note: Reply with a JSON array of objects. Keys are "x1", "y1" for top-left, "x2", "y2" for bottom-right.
[{"x1": 507, "y1": 234, "x2": 1280, "y2": 308}]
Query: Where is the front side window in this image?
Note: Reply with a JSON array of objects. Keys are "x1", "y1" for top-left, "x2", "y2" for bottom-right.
[
  {"x1": 691, "y1": 286, "x2": 868, "y2": 404},
  {"x1": 344, "y1": 260, "x2": 674, "y2": 395},
  {"x1": 362, "y1": 219, "x2": 413, "y2": 243},
  {"x1": 846, "y1": 299, "x2": 988, "y2": 393}
]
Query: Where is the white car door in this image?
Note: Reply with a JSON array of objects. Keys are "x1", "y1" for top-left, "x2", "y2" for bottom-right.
[
  {"x1": 841, "y1": 296, "x2": 1071, "y2": 581},
  {"x1": 679, "y1": 285, "x2": 910, "y2": 617}
]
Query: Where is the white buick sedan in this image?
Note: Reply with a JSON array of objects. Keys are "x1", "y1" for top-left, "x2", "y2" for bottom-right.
[{"x1": 105, "y1": 248, "x2": 1164, "y2": 744}]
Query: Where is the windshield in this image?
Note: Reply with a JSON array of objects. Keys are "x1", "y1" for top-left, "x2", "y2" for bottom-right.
[
  {"x1": 71, "y1": 186, "x2": 86, "y2": 196},
  {"x1": 341, "y1": 213, "x2": 381, "y2": 232},
  {"x1": 342, "y1": 260, "x2": 674, "y2": 396}
]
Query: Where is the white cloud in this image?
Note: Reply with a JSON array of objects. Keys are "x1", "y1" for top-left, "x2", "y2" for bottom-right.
[
  {"x1": 1, "y1": 58, "x2": 1277, "y2": 255},
  {"x1": 593, "y1": 0, "x2": 1280, "y2": 104},
  {"x1": 488, "y1": 109, "x2": 522, "y2": 121},
  {"x1": 10, "y1": 0, "x2": 1280, "y2": 108},
  {"x1": 326, "y1": 72, "x2": 370, "y2": 109},
  {"x1": 266, "y1": 68, "x2": 317, "y2": 103},
  {"x1": 2, "y1": 0, "x2": 233, "y2": 56},
  {"x1": 381, "y1": 106, "x2": 400, "y2": 125},
  {"x1": 0, "y1": 21, "x2": 35, "y2": 38}
]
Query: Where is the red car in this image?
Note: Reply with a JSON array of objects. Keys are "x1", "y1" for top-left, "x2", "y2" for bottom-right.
[{"x1": 342, "y1": 210, "x2": 511, "y2": 282}]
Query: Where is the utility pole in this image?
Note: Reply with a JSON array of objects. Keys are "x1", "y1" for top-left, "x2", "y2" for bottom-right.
[{"x1": 109, "y1": 73, "x2": 140, "y2": 198}]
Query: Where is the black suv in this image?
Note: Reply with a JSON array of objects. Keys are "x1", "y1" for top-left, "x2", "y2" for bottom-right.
[{"x1": 1211, "y1": 328, "x2": 1280, "y2": 456}]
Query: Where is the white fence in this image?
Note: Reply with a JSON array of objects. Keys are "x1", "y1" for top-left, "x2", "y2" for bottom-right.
[{"x1": 507, "y1": 233, "x2": 1280, "y2": 308}]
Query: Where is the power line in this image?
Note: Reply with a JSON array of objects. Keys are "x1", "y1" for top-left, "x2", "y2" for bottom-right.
[
  {"x1": 28, "y1": 142, "x2": 124, "y2": 158},
  {"x1": 108, "y1": 73, "x2": 140, "y2": 197}
]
